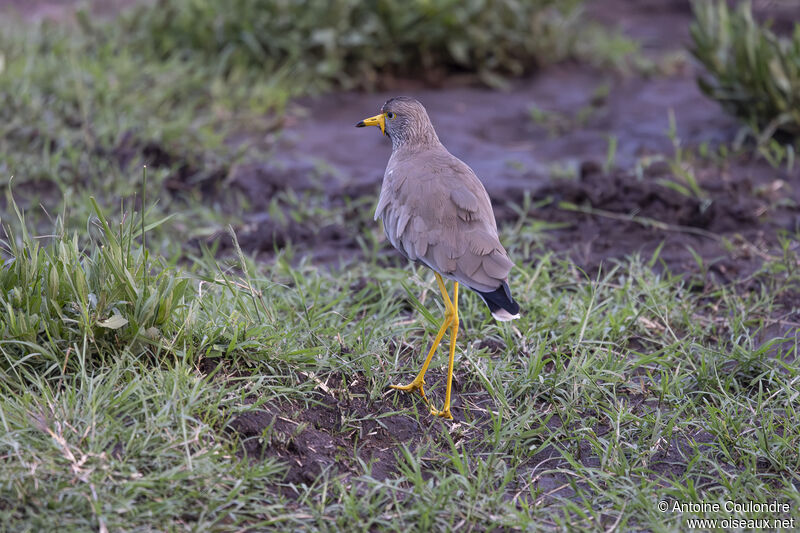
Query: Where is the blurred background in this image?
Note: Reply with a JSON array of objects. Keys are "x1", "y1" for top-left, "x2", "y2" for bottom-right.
[{"x1": 0, "y1": 0, "x2": 797, "y2": 275}]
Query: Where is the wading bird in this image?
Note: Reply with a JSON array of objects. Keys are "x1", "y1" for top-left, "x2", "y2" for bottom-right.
[{"x1": 356, "y1": 97, "x2": 520, "y2": 419}]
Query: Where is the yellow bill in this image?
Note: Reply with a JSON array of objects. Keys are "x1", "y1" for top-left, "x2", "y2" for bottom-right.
[{"x1": 355, "y1": 113, "x2": 386, "y2": 136}]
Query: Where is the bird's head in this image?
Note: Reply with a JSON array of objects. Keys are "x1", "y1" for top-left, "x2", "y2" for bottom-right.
[{"x1": 356, "y1": 96, "x2": 439, "y2": 150}]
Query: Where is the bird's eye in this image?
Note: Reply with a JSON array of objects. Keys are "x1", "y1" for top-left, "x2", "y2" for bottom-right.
[{"x1": 387, "y1": 112, "x2": 396, "y2": 120}]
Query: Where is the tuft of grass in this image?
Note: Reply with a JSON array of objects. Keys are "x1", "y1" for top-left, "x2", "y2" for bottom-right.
[
  {"x1": 116, "y1": 0, "x2": 584, "y2": 89},
  {"x1": 690, "y1": 0, "x2": 800, "y2": 140},
  {"x1": 658, "y1": 109, "x2": 708, "y2": 202}
]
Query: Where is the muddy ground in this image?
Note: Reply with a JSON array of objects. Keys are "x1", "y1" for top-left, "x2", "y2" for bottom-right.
[
  {"x1": 228, "y1": 0, "x2": 798, "y2": 282},
  {"x1": 5, "y1": 0, "x2": 800, "y2": 503}
]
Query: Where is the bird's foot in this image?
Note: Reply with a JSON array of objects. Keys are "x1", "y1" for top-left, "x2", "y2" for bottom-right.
[
  {"x1": 429, "y1": 406, "x2": 453, "y2": 420},
  {"x1": 389, "y1": 379, "x2": 429, "y2": 403}
]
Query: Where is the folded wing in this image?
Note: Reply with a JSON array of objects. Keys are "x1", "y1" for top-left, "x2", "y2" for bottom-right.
[{"x1": 376, "y1": 150, "x2": 515, "y2": 294}]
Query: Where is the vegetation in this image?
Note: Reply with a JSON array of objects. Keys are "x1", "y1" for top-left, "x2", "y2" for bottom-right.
[
  {"x1": 0, "y1": 19, "x2": 275, "y2": 248},
  {"x1": 690, "y1": 0, "x2": 800, "y2": 140},
  {"x1": 118, "y1": 0, "x2": 584, "y2": 88},
  {"x1": 1, "y1": 194, "x2": 799, "y2": 530}
]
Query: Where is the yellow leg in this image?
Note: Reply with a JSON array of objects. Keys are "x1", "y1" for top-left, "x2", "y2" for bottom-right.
[
  {"x1": 435, "y1": 271, "x2": 454, "y2": 311},
  {"x1": 430, "y1": 282, "x2": 458, "y2": 420},
  {"x1": 390, "y1": 273, "x2": 459, "y2": 420},
  {"x1": 388, "y1": 311, "x2": 451, "y2": 403}
]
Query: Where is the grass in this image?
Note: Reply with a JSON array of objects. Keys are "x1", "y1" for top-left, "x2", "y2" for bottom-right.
[
  {"x1": 690, "y1": 0, "x2": 800, "y2": 140},
  {"x1": 1, "y1": 1, "x2": 798, "y2": 530},
  {"x1": 117, "y1": 0, "x2": 584, "y2": 89},
  {"x1": 1, "y1": 190, "x2": 798, "y2": 531},
  {"x1": 0, "y1": 16, "x2": 289, "y2": 251}
]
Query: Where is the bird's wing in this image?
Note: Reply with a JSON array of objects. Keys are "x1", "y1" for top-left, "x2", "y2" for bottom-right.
[{"x1": 377, "y1": 150, "x2": 513, "y2": 292}]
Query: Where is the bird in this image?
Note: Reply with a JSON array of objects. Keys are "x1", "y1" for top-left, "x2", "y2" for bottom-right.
[{"x1": 356, "y1": 96, "x2": 520, "y2": 419}]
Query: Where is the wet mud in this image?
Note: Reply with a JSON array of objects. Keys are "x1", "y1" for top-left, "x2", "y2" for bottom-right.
[
  {"x1": 226, "y1": 0, "x2": 799, "y2": 281},
  {"x1": 233, "y1": 64, "x2": 797, "y2": 281}
]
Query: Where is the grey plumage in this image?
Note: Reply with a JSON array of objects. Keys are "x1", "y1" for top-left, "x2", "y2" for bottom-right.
[
  {"x1": 356, "y1": 96, "x2": 519, "y2": 419},
  {"x1": 370, "y1": 97, "x2": 519, "y2": 320}
]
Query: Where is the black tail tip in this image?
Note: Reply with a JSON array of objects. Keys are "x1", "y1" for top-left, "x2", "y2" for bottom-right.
[{"x1": 475, "y1": 282, "x2": 520, "y2": 322}]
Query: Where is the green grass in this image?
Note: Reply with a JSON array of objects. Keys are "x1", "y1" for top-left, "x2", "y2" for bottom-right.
[
  {"x1": 1, "y1": 193, "x2": 798, "y2": 531},
  {"x1": 1, "y1": 1, "x2": 798, "y2": 530},
  {"x1": 0, "y1": 17, "x2": 287, "y2": 249},
  {"x1": 690, "y1": 0, "x2": 800, "y2": 140},
  {"x1": 117, "y1": 0, "x2": 584, "y2": 89}
]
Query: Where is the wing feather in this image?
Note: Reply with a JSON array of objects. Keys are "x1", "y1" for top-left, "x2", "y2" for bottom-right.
[
  {"x1": 483, "y1": 251, "x2": 514, "y2": 279},
  {"x1": 375, "y1": 148, "x2": 513, "y2": 292},
  {"x1": 396, "y1": 208, "x2": 411, "y2": 239}
]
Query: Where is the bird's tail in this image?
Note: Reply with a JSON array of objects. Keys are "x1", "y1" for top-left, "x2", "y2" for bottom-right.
[{"x1": 474, "y1": 281, "x2": 520, "y2": 321}]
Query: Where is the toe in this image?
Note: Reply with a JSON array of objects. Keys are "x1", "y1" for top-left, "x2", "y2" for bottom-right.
[{"x1": 430, "y1": 408, "x2": 453, "y2": 420}]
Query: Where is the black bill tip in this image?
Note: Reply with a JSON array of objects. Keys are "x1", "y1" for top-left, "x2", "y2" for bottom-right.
[{"x1": 355, "y1": 121, "x2": 366, "y2": 128}]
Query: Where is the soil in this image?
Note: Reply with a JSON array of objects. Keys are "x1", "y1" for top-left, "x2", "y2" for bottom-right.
[
  {"x1": 225, "y1": 372, "x2": 435, "y2": 489},
  {"x1": 219, "y1": 365, "x2": 744, "y2": 503},
  {"x1": 232, "y1": 57, "x2": 798, "y2": 283}
]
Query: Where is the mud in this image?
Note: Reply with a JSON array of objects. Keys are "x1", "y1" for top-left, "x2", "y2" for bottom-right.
[
  {"x1": 225, "y1": 0, "x2": 799, "y2": 278},
  {"x1": 524, "y1": 155, "x2": 799, "y2": 278},
  {"x1": 224, "y1": 369, "x2": 478, "y2": 490},
  {"x1": 233, "y1": 65, "x2": 798, "y2": 280}
]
